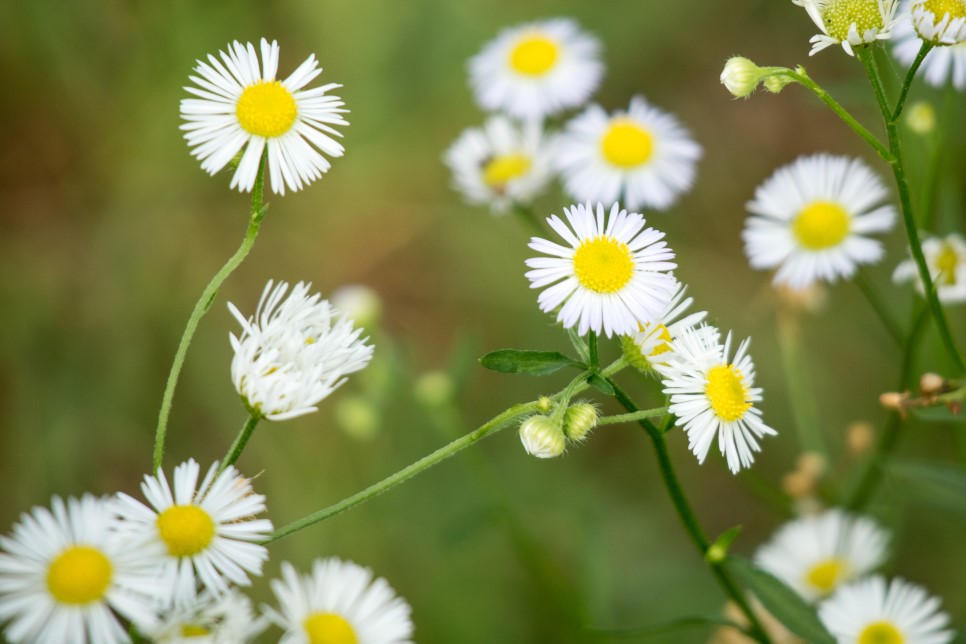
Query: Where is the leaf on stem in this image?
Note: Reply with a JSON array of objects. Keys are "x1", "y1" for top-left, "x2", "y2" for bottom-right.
[
  {"x1": 479, "y1": 349, "x2": 583, "y2": 376},
  {"x1": 587, "y1": 373, "x2": 615, "y2": 395}
]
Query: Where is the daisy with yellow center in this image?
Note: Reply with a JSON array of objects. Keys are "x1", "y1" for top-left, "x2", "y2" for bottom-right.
[
  {"x1": 525, "y1": 202, "x2": 677, "y2": 338},
  {"x1": 0, "y1": 495, "x2": 162, "y2": 643},
  {"x1": 893, "y1": 233, "x2": 966, "y2": 303},
  {"x1": 797, "y1": 0, "x2": 899, "y2": 55},
  {"x1": 266, "y1": 558, "x2": 413, "y2": 644},
  {"x1": 555, "y1": 96, "x2": 702, "y2": 211},
  {"x1": 655, "y1": 325, "x2": 777, "y2": 473},
  {"x1": 912, "y1": 0, "x2": 966, "y2": 43},
  {"x1": 146, "y1": 588, "x2": 268, "y2": 643},
  {"x1": 468, "y1": 18, "x2": 603, "y2": 119},
  {"x1": 819, "y1": 576, "x2": 954, "y2": 643},
  {"x1": 443, "y1": 116, "x2": 554, "y2": 213},
  {"x1": 743, "y1": 154, "x2": 896, "y2": 290},
  {"x1": 115, "y1": 459, "x2": 272, "y2": 607},
  {"x1": 621, "y1": 279, "x2": 707, "y2": 374},
  {"x1": 180, "y1": 39, "x2": 348, "y2": 195},
  {"x1": 754, "y1": 509, "x2": 889, "y2": 602},
  {"x1": 893, "y1": 1, "x2": 966, "y2": 87}
]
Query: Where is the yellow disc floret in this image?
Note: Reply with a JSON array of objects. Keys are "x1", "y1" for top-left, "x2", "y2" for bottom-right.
[
  {"x1": 821, "y1": 0, "x2": 885, "y2": 41},
  {"x1": 509, "y1": 35, "x2": 560, "y2": 75},
  {"x1": 935, "y1": 241, "x2": 960, "y2": 285},
  {"x1": 236, "y1": 81, "x2": 298, "y2": 138},
  {"x1": 46, "y1": 545, "x2": 113, "y2": 605},
  {"x1": 601, "y1": 120, "x2": 654, "y2": 168},
  {"x1": 573, "y1": 236, "x2": 635, "y2": 293},
  {"x1": 304, "y1": 612, "x2": 359, "y2": 644},
  {"x1": 157, "y1": 505, "x2": 216, "y2": 557},
  {"x1": 804, "y1": 558, "x2": 849, "y2": 594},
  {"x1": 793, "y1": 201, "x2": 851, "y2": 250},
  {"x1": 858, "y1": 621, "x2": 905, "y2": 644},
  {"x1": 482, "y1": 153, "x2": 531, "y2": 189},
  {"x1": 705, "y1": 364, "x2": 752, "y2": 422},
  {"x1": 918, "y1": 0, "x2": 966, "y2": 21},
  {"x1": 180, "y1": 624, "x2": 212, "y2": 637}
]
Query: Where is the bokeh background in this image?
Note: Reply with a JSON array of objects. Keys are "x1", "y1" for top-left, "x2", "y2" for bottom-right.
[{"x1": 1, "y1": 0, "x2": 964, "y2": 641}]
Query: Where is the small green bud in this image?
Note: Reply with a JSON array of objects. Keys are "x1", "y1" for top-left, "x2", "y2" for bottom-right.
[
  {"x1": 537, "y1": 396, "x2": 554, "y2": 414},
  {"x1": 720, "y1": 56, "x2": 763, "y2": 98},
  {"x1": 620, "y1": 334, "x2": 653, "y2": 374},
  {"x1": 905, "y1": 101, "x2": 936, "y2": 135},
  {"x1": 763, "y1": 73, "x2": 794, "y2": 94},
  {"x1": 519, "y1": 415, "x2": 566, "y2": 459},
  {"x1": 414, "y1": 371, "x2": 454, "y2": 408},
  {"x1": 563, "y1": 403, "x2": 599, "y2": 442},
  {"x1": 335, "y1": 395, "x2": 380, "y2": 441}
]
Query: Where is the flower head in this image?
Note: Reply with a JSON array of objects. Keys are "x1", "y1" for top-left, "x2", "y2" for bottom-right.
[
  {"x1": 115, "y1": 459, "x2": 272, "y2": 607},
  {"x1": 621, "y1": 279, "x2": 707, "y2": 373},
  {"x1": 230, "y1": 280, "x2": 374, "y2": 421},
  {"x1": 656, "y1": 325, "x2": 777, "y2": 473},
  {"x1": 147, "y1": 588, "x2": 268, "y2": 643},
  {"x1": 819, "y1": 576, "x2": 954, "y2": 643},
  {"x1": 893, "y1": 233, "x2": 966, "y2": 303},
  {"x1": 799, "y1": 0, "x2": 900, "y2": 55},
  {"x1": 555, "y1": 96, "x2": 702, "y2": 211},
  {"x1": 519, "y1": 415, "x2": 567, "y2": 458},
  {"x1": 720, "y1": 57, "x2": 766, "y2": 97},
  {"x1": 894, "y1": 0, "x2": 966, "y2": 87},
  {"x1": 911, "y1": 0, "x2": 966, "y2": 43},
  {"x1": 743, "y1": 154, "x2": 896, "y2": 289},
  {"x1": 754, "y1": 509, "x2": 889, "y2": 602},
  {"x1": 444, "y1": 116, "x2": 555, "y2": 213},
  {"x1": 525, "y1": 202, "x2": 677, "y2": 338},
  {"x1": 181, "y1": 39, "x2": 347, "y2": 195},
  {"x1": 265, "y1": 558, "x2": 414, "y2": 644},
  {"x1": 0, "y1": 495, "x2": 162, "y2": 643},
  {"x1": 469, "y1": 18, "x2": 603, "y2": 119}
]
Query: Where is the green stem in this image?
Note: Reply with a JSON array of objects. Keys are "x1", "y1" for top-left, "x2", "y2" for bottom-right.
[
  {"x1": 854, "y1": 272, "x2": 904, "y2": 347},
  {"x1": 892, "y1": 42, "x2": 933, "y2": 122},
  {"x1": 606, "y1": 378, "x2": 772, "y2": 644},
  {"x1": 776, "y1": 312, "x2": 827, "y2": 455},
  {"x1": 152, "y1": 153, "x2": 269, "y2": 471},
  {"x1": 597, "y1": 407, "x2": 669, "y2": 426},
  {"x1": 588, "y1": 331, "x2": 600, "y2": 371},
  {"x1": 220, "y1": 415, "x2": 260, "y2": 474}
]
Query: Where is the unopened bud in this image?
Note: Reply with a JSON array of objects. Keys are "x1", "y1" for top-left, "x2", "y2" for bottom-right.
[
  {"x1": 846, "y1": 421, "x2": 875, "y2": 455},
  {"x1": 331, "y1": 285, "x2": 382, "y2": 329},
  {"x1": 782, "y1": 471, "x2": 814, "y2": 498},
  {"x1": 563, "y1": 403, "x2": 599, "y2": 442},
  {"x1": 720, "y1": 56, "x2": 763, "y2": 98},
  {"x1": 414, "y1": 371, "x2": 454, "y2": 408},
  {"x1": 905, "y1": 101, "x2": 936, "y2": 135},
  {"x1": 879, "y1": 391, "x2": 908, "y2": 411},
  {"x1": 519, "y1": 416, "x2": 566, "y2": 459},
  {"x1": 335, "y1": 395, "x2": 380, "y2": 441},
  {"x1": 796, "y1": 452, "x2": 827, "y2": 479},
  {"x1": 918, "y1": 372, "x2": 946, "y2": 398},
  {"x1": 537, "y1": 396, "x2": 554, "y2": 414},
  {"x1": 763, "y1": 73, "x2": 794, "y2": 94}
]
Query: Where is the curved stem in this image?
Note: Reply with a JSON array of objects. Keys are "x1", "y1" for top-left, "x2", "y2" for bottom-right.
[
  {"x1": 892, "y1": 41, "x2": 933, "y2": 122},
  {"x1": 606, "y1": 378, "x2": 772, "y2": 644},
  {"x1": 220, "y1": 415, "x2": 260, "y2": 474},
  {"x1": 153, "y1": 154, "x2": 269, "y2": 470},
  {"x1": 597, "y1": 407, "x2": 669, "y2": 426},
  {"x1": 854, "y1": 271, "x2": 903, "y2": 347}
]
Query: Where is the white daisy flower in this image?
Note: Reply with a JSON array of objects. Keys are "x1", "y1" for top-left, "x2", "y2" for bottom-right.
[
  {"x1": 444, "y1": 116, "x2": 555, "y2": 214},
  {"x1": 229, "y1": 280, "x2": 374, "y2": 421},
  {"x1": 743, "y1": 154, "x2": 896, "y2": 289},
  {"x1": 555, "y1": 96, "x2": 702, "y2": 211},
  {"x1": 265, "y1": 558, "x2": 414, "y2": 644},
  {"x1": 115, "y1": 459, "x2": 273, "y2": 608},
  {"x1": 798, "y1": 0, "x2": 900, "y2": 55},
  {"x1": 180, "y1": 38, "x2": 348, "y2": 195},
  {"x1": 819, "y1": 576, "x2": 954, "y2": 643},
  {"x1": 894, "y1": 1, "x2": 966, "y2": 87},
  {"x1": 911, "y1": 0, "x2": 966, "y2": 43},
  {"x1": 893, "y1": 233, "x2": 966, "y2": 303},
  {"x1": 524, "y1": 202, "x2": 677, "y2": 338},
  {"x1": 0, "y1": 495, "x2": 162, "y2": 644},
  {"x1": 655, "y1": 325, "x2": 778, "y2": 473},
  {"x1": 146, "y1": 588, "x2": 267, "y2": 643},
  {"x1": 754, "y1": 509, "x2": 889, "y2": 602},
  {"x1": 468, "y1": 18, "x2": 603, "y2": 119}
]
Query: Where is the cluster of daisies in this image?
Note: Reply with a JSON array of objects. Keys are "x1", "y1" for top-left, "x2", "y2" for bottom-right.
[
  {"x1": 444, "y1": 18, "x2": 702, "y2": 214},
  {"x1": 750, "y1": 508, "x2": 953, "y2": 642}
]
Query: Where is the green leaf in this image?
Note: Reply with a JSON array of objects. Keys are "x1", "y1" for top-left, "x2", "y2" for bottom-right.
[
  {"x1": 587, "y1": 373, "x2": 615, "y2": 396},
  {"x1": 913, "y1": 406, "x2": 965, "y2": 424},
  {"x1": 587, "y1": 615, "x2": 748, "y2": 639},
  {"x1": 887, "y1": 459, "x2": 966, "y2": 514},
  {"x1": 479, "y1": 349, "x2": 581, "y2": 376},
  {"x1": 727, "y1": 556, "x2": 834, "y2": 644}
]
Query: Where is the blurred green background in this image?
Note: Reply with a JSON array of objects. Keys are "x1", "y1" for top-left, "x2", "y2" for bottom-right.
[{"x1": 1, "y1": 0, "x2": 964, "y2": 641}]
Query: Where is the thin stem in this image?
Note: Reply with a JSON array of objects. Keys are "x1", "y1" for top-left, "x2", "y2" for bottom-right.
[
  {"x1": 854, "y1": 272, "x2": 904, "y2": 347},
  {"x1": 153, "y1": 154, "x2": 269, "y2": 470},
  {"x1": 857, "y1": 46, "x2": 892, "y2": 121},
  {"x1": 892, "y1": 42, "x2": 933, "y2": 122},
  {"x1": 588, "y1": 331, "x2": 600, "y2": 371},
  {"x1": 776, "y1": 312, "x2": 828, "y2": 455},
  {"x1": 606, "y1": 378, "x2": 772, "y2": 644},
  {"x1": 597, "y1": 407, "x2": 669, "y2": 426},
  {"x1": 220, "y1": 415, "x2": 260, "y2": 473}
]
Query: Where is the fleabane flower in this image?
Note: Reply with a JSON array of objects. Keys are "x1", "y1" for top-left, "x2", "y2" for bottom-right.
[
  {"x1": 469, "y1": 18, "x2": 603, "y2": 119},
  {"x1": 229, "y1": 280, "x2": 374, "y2": 421},
  {"x1": 524, "y1": 202, "x2": 677, "y2": 338},
  {"x1": 911, "y1": 0, "x2": 966, "y2": 43},
  {"x1": 819, "y1": 576, "x2": 954, "y2": 643},
  {"x1": 115, "y1": 459, "x2": 272, "y2": 608},
  {"x1": 555, "y1": 96, "x2": 702, "y2": 211},
  {"x1": 743, "y1": 154, "x2": 896, "y2": 289},
  {"x1": 0, "y1": 495, "x2": 162, "y2": 644},
  {"x1": 621, "y1": 279, "x2": 708, "y2": 373},
  {"x1": 265, "y1": 558, "x2": 414, "y2": 644},
  {"x1": 180, "y1": 39, "x2": 347, "y2": 195},
  {"x1": 799, "y1": 0, "x2": 900, "y2": 55},
  {"x1": 444, "y1": 116, "x2": 555, "y2": 213},
  {"x1": 147, "y1": 588, "x2": 268, "y2": 643},
  {"x1": 894, "y1": 1, "x2": 966, "y2": 87},
  {"x1": 754, "y1": 509, "x2": 889, "y2": 602},
  {"x1": 893, "y1": 233, "x2": 966, "y2": 303},
  {"x1": 656, "y1": 325, "x2": 778, "y2": 473}
]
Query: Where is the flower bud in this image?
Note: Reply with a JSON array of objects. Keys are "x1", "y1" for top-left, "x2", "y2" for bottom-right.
[
  {"x1": 846, "y1": 421, "x2": 875, "y2": 455},
  {"x1": 762, "y1": 73, "x2": 794, "y2": 94},
  {"x1": 414, "y1": 371, "x2": 454, "y2": 408},
  {"x1": 330, "y1": 285, "x2": 382, "y2": 329},
  {"x1": 905, "y1": 101, "x2": 936, "y2": 135},
  {"x1": 519, "y1": 416, "x2": 566, "y2": 459},
  {"x1": 720, "y1": 57, "x2": 763, "y2": 98},
  {"x1": 335, "y1": 395, "x2": 380, "y2": 441},
  {"x1": 918, "y1": 372, "x2": 945, "y2": 398},
  {"x1": 563, "y1": 403, "x2": 599, "y2": 442},
  {"x1": 796, "y1": 451, "x2": 827, "y2": 479},
  {"x1": 879, "y1": 391, "x2": 908, "y2": 411},
  {"x1": 620, "y1": 334, "x2": 653, "y2": 374}
]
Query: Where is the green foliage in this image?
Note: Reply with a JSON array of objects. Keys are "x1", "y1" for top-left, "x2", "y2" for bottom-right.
[{"x1": 479, "y1": 349, "x2": 583, "y2": 376}]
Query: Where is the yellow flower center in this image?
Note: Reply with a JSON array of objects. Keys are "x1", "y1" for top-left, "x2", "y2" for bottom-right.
[
  {"x1": 572, "y1": 236, "x2": 635, "y2": 294},
  {"x1": 705, "y1": 365, "x2": 752, "y2": 422},
  {"x1": 804, "y1": 557, "x2": 849, "y2": 594},
  {"x1": 935, "y1": 241, "x2": 960, "y2": 285},
  {"x1": 601, "y1": 120, "x2": 654, "y2": 168},
  {"x1": 509, "y1": 35, "x2": 560, "y2": 75},
  {"x1": 918, "y1": 0, "x2": 966, "y2": 21},
  {"x1": 236, "y1": 80, "x2": 298, "y2": 138},
  {"x1": 156, "y1": 505, "x2": 216, "y2": 557},
  {"x1": 303, "y1": 612, "x2": 359, "y2": 644},
  {"x1": 46, "y1": 545, "x2": 113, "y2": 605},
  {"x1": 821, "y1": 0, "x2": 885, "y2": 41},
  {"x1": 858, "y1": 621, "x2": 905, "y2": 644},
  {"x1": 793, "y1": 201, "x2": 851, "y2": 250},
  {"x1": 482, "y1": 153, "x2": 531, "y2": 189},
  {"x1": 648, "y1": 324, "x2": 674, "y2": 357},
  {"x1": 180, "y1": 624, "x2": 211, "y2": 637}
]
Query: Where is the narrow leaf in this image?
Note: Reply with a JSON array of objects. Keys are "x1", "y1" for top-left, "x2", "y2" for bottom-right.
[
  {"x1": 479, "y1": 349, "x2": 581, "y2": 376},
  {"x1": 913, "y1": 406, "x2": 965, "y2": 424},
  {"x1": 587, "y1": 373, "x2": 615, "y2": 395}
]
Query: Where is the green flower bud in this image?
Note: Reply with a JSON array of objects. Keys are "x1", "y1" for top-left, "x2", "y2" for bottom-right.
[
  {"x1": 335, "y1": 395, "x2": 380, "y2": 441},
  {"x1": 720, "y1": 57, "x2": 763, "y2": 98},
  {"x1": 563, "y1": 403, "x2": 599, "y2": 442},
  {"x1": 519, "y1": 415, "x2": 566, "y2": 459},
  {"x1": 414, "y1": 371, "x2": 454, "y2": 408}
]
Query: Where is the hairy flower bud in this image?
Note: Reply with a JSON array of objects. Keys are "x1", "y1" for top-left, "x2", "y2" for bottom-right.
[
  {"x1": 519, "y1": 416, "x2": 566, "y2": 459},
  {"x1": 563, "y1": 403, "x2": 599, "y2": 442},
  {"x1": 720, "y1": 56, "x2": 763, "y2": 98}
]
